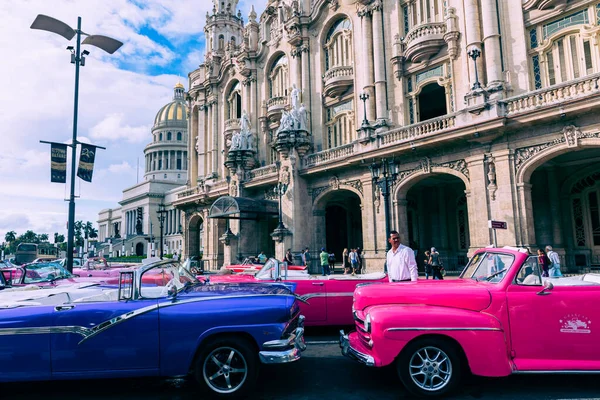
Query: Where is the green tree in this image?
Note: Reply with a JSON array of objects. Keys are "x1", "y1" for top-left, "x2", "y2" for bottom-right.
[
  {"x1": 4, "y1": 231, "x2": 16, "y2": 243},
  {"x1": 54, "y1": 232, "x2": 65, "y2": 244},
  {"x1": 19, "y1": 230, "x2": 38, "y2": 244},
  {"x1": 74, "y1": 221, "x2": 84, "y2": 247},
  {"x1": 39, "y1": 233, "x2": 49, "y2": 242}
]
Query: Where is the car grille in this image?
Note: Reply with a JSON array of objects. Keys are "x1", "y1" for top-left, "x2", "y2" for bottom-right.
[
  {"x1": 354, "y1": 311, "x2": 372, "y2": 348},
  {"x1": 282, "y1": 310, "x2": 300, "y2": 338}
]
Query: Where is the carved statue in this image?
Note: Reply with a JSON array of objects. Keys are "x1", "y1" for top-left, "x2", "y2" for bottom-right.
[
  {"x1": 241, "y1": 110, "x2": 251, "y2": 133},
  {"x1": 297, "y1": 103, "x2": 308, "y2": 130},
  {"x1": 230, "y1": 131, "x2": 241, "y2": 150},
  {"x1": 290, "y1": 83, "x2": 301, "y2": 111}
]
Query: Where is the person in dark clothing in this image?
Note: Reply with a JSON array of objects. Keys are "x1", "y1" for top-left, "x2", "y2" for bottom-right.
[{"x1": 285, "y1": 249, "x2": 294, "y2": 265}]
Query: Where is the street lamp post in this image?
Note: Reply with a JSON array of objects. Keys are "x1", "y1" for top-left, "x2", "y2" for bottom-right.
[
  {"x1": 370, "y1": 158, "x2": 400, "y2": 254},
  {"x1": 31, "y1": 15, "x2": 122, "y2": 273},
  {"x1": 359, "y1": 92, "x2": 370, "y2": 128},
  {"x1": 274, "y1": 161, "x2": 288, "y2": 231},
  {"x1": 157, "y1": 204, "x2": 167, "y2": 259},
  {"x1": 467, "y1": 48, "x2": 482, "y2": 90}
]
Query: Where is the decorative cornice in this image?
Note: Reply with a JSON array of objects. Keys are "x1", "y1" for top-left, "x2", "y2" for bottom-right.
[
  {"x1": 311, "y1": 178, "x2": 364, "y2": 203},
  {"x1": 395, "y1": 158, "x2": 470, "y2": 185}
]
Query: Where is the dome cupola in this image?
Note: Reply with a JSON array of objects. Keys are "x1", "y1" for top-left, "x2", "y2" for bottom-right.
[{"x1": 153, "y1": 83, "x2": 188, "y2": 129}]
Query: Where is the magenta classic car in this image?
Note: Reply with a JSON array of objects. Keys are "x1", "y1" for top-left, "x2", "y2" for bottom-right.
[
  {"x1": 341, "y1": 246, "x2": 600, "y2": 397},
  {"x1": 203, "y1": 259, "x2": 388, "y2": 326}
]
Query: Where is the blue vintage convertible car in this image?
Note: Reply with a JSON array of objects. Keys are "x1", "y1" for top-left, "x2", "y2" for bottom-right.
[{"x1": 0, "y1": 259, "x2": 305, "y2": 397}]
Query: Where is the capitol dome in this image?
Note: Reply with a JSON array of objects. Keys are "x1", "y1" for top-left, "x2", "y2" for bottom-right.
[{"x1": 153, "y1": 83, "x2": 188, "y2": 128}]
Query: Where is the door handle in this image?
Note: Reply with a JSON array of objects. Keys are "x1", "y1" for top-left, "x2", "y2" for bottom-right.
[
  {"x1": 312, "y1": 282, "x2": 324, "y2": 286},
  {"x1": 54, "y1": 305, "x2": 75, "y2": 312}
]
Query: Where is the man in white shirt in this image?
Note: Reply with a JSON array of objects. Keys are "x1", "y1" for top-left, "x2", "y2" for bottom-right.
[
  {"x1": 545, "y1": 245, "x2": 563, "y2": 277},
  {"x1": 387, "y1": 230, "x2": 418, "y2": 282}
]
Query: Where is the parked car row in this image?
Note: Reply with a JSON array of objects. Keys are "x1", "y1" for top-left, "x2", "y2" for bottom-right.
[{"x1": 2, "y1": 247, "x2": 600, "y2": 398}]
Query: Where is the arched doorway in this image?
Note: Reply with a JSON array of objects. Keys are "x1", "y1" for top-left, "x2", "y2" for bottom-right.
[
  {"x1": 135, "y1": 243, "x2": 144, "y2": 256},
  {"x1": 318, "y1": 190, "x2": 363, "y2": 270},
  {"x1": 529, "y1": 148, "x2": 600, "y2": 271},
  {"x1": 401, "y1": 174, "x2": 469, "y2": 272},
  {"x1": 418, "y1": 83, "x2": 447, "y2": 122},
  {"x1": 188, "y1": 215, "x2": 204, "y2": 259}
]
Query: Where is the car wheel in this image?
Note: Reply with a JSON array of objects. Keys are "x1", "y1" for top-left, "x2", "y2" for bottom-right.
[
  {"x1": 195, "y1": 337, "x2": 257, "y2": 398},
  {"x1": 396, "y1": 338, "x2": 462, "y2": 398}
]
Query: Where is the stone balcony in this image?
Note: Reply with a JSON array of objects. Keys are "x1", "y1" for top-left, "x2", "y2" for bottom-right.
[
  {"x1": 224, "y1": 118, "x2": 240, "y2": 133},
  {"x1": 403, "y1": 22, "x2": 447, "y2": 63},
  {"x1": 323, "y1": 66, "x2": 354, "y2": 98},
  {"x1": 302, "y1": 143, "x2": 355, "y2": 169},
  {"x1": 266, "y1": 96, "x2": 287, "y2": 122}
]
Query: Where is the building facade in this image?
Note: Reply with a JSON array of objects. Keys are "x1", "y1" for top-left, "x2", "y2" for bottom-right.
[
  {"x1": 176, "y1": 0, "x2": 600, "y2": 273},
  {"x1": 97, "y1": 84, "x2": 188, "y2": 258}
]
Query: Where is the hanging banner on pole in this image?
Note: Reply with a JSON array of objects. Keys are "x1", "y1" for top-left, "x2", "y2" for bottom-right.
[
  {"x1": 50, "y1": 143, "x2": 68, "y2": 183},
  {"x1": 77, "y1": 143, "x2": 96, "y2": 182}
]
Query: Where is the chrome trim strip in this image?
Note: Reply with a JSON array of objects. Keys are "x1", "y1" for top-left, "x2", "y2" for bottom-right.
[
  {"x1": 298, "y1": 292, "x2": 353, "y2": 301},
  {"x1": 388, "y1": 327, "x2": 502, "y2": 331},
  {"x1": 0, "y1": 293, "x2": 299, "y2": 345}
]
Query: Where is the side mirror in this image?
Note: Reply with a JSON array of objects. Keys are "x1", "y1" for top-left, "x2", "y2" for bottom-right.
[{"x1": 537, "y1": 280, "x2": 554, "y2": 296}]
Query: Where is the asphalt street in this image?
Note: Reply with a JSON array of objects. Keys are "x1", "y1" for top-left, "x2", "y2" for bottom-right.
[{"x1": 4, "y1": 327, "x2": 600, "y2": 399}]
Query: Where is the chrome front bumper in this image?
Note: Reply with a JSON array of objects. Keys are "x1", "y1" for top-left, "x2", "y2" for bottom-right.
[
  {"x1": 259, "y1": 315, "x2": 306, "y2": 364},
  {"x1": 339, "y1": 330, "x2": 375, "y2": 367}
]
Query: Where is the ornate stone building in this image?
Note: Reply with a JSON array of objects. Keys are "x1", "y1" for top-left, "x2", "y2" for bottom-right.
[
  {"x1": 97, "y1": 84, "x2": 188, "y2": 258},
  {"x1": 176, "y1": 0, "x2": 600, "y2": 272}
]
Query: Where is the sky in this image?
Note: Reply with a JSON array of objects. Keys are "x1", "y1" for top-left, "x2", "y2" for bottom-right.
[{"x1": 0, "y1": 0, "x2": 267, "y2": 244}]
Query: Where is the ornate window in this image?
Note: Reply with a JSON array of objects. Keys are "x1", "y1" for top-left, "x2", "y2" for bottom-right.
[
  {"x1": 529, "y1": 6, "x2": 598, "y2": 88},
  {"x1": 269, "y1": 55, "x2": 288, "y2": 98},
  {"x1": 406, "y1": 64, "x2": 450, "y2": 123},
  {"x1": 218, "y1": 35, "x2": 225, "y2": 50},
  {"x1": 325, "y1": 100, "x2": 355, "y2": 149},
  {"x1": 227, "y1": 81, "x2": 242, "y2": 120},
  {"x1": 324, "y1": 18, "x2": 353, "y2": 71},
  {"x1": 403, "y1": 0, "x2": 446, "y2": 27},
  {"x1": 177, "y1": 132, "x2": 182, "y2": 141},
  {"x1": 571, "y1": 171, "x2": 600, "y2": 247}
]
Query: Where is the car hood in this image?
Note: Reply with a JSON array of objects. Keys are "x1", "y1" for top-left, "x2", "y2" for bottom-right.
[
  {"x1": 354, "y1": 279, "x2": 492, "y2": 312},
  {"x1": 181, "y1": 281, "x2": 297, "y2": 298}
]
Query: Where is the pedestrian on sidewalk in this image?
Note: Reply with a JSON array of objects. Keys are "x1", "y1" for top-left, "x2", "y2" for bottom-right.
[
  {"x1": 387, "y1": 231, "x2": 418, "y2": 282},
  {"x1": 349, "y1": 248, "x2": 359, "y2": 275},
  {"x1": 423, "y1": 250, "x2": 432, "y2": 279},
  {"x1": 328, "y1": 251, "x2": 336, "y2": 273},
  {"x1": 545, "y1": 246, "x2": 563, "y2": 277},
  {"x1": 537, "y1": 248, "x2": 550, "y2": 277},
  {"x1": 320, "y1": 247, "x2": 330, "y2": 276},
  {"x1": 428, "y1": 247, "x2": 444, "y2": 280},
  {"x1": 342, "y1": 248, "x2": 349, "y2": 274},
  {"x1": 285, "y1": 249, "x2": 294, "y2": 265},
  {"x1": 302, "y1": 247, "x2": 311, "y2": 271}
]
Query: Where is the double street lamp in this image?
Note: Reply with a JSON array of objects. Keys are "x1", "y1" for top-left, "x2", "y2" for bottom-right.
[
  {"x1": 31, "y1": 15, "x2": 122, "y2": 273},
  {"x1": 369, "y1": 158, "x2": 400, "y2": 253}
]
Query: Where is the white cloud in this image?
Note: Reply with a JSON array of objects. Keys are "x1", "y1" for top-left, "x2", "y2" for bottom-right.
[
  {"x1": 90, "y1": 113, "x2": 151, "y2": 143},
  {"x1": 0, "y1": 0, "x2": 265, "y2": 242}
]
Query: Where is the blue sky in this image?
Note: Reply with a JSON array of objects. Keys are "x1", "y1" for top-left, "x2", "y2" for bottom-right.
[{"x1": 0, "y1": 0, "x2": 266, "y2": 242}]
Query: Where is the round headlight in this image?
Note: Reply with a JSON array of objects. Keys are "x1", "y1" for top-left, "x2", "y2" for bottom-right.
[{"x1": 364, "y1": 313, "x2": 371, "y2": 333}]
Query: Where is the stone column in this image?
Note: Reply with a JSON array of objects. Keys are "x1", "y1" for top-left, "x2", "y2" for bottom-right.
[
  {"x1": 480, "y1": 0, "x2": 503, "y2": 86},
  {"x1": 292, "y1": 48, "x2": 302, "y2": 93},
  {"x1": 464, "y1": 0, "x2": 484, "y2": 89},
  {"x1": 212, "y1": 101, "x2": 219, "y2": 177},
  {"x1": 547, "y1": 167, "x2": 563, "y2": 247},
  {"x1": 397, "y1": 197, "x2": 409, "y2": 244},
  {"x1": 372, "y1": 3, "x2": 387, "y2": 125},
  {"x1": 517, "y1": 182, "x2": 536, "y2": 249},
  {"x1": 487, "y1": 150, "x2": 518, "y2": 246},
  {"x1": 465, "y1": 155, "x2": 491, "y2": 254},
  {"x1": 300, "y1": 43, "x2": 312, "y2": 134},
  {"x1": 359, "y1": 8, "x2": 376, "y2": 122},
  {"x1": 312, "y1": 210, "x2": 326, "y2": 274}
]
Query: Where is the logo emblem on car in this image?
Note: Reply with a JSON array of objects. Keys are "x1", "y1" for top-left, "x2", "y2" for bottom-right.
[{"x1": 559, "y1": 314, "x2": 592, "y2": 334}]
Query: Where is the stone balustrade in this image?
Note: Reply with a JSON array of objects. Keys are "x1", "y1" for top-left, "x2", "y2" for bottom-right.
[
  {"x1": 303, "y1": 143, "x2": 355, "y2": 169},
  {"x1": 380, "y1": 114, "x2": 456, "y2": 146},
  {"x1": 224, "y1": 118, "x2": 240, "y2": 131},
  {"x1": 266, "y1": 96, "x2": 287, "y2": 109},
  {"x1": 323, "y1": 66, "x2": 354, "y2": 98},
  {"x1": 403, "y1": 22, "x2": 447, "y2": 63},
  {"x1": 177, "y1": 186, "x2": 200, "y2": 199},
  {"x1": 323, "y1": 66, "x2": 354, "y2": 82},
  {"x1": 404, "y1": 22, "x2": 446, "y2": 45},
  {"x1": 503, "y1": 73, "x2": 600, "y2": 116},
  {"x1": 247, "y1": 164, "x2": 278, "y2": 180}
]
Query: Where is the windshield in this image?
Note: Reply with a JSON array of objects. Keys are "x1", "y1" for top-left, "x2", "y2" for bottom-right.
[
  {"x1": 460, "y1": 252, "x2": 515, "y2": 283},
  {"x1": 23, "y1": 262, "x2": 72, "y2": 284},
  {"x1": 255, "y1": 258, "x2": 280, "y2": 280},
  {"x1": 140, "y1": 261, "x2": 198, "y2": 298}
]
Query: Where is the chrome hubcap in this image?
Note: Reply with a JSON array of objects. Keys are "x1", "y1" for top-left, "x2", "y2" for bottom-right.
[
  {"x1": 408, "y1": 346, "x2": 452, "y2": 392},
  {"x1": 203, "y1": 346, "x2": 248, "y2": 394}
]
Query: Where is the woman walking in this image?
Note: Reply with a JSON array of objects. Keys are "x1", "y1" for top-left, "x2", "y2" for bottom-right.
[
  {"x1": 342, "y1": 248, "x2": 349, "y2": 274},
  {"x1": 537, "y1": 248, "x2": 550, "y2": 277},
  {"x1": 423, "y1": 250, "x2": 432, "y2": 279}
]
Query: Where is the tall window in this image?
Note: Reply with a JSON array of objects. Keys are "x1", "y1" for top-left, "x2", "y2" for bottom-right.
[
  {"x1": 325, "y1": 100, "x2": 355, "y2": 149},
  {"x1": 227, "y1": 81, "x2": 242, "y2": 120},
  {"x1": 324, "y1": 18, "x2": 353, "y2": 71},
  {"x1": 159, "y1": 133, "x2": 163, "y2": 141},
  {"x1": 269, "y1": 55, "x2": 288, "y2": 98},
  {"x1": 571, "y1": 171, "x2": 600, "y2": 247},
  {"x1": 218, "y1": 35, "x2": 225, "y2": 50},
  {"x1": 167, "y1": 132, "x2": 172, "y2": 141},
  {"x1": 177, "y1": 132, "x2": 182, "y2": 141},
  {"x1": 529, "y1": 7, "x2": 598, "y2": 89}
]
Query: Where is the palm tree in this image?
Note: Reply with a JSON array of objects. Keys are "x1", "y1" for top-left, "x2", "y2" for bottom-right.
[
  {"x1": 20, "y1": 230, "x2": 38, "y2": 243},
  {"x1": 39, "y1": 233, "x2": 49, "y2": 242},
  {"x1": 4, "y1": 231, "x2": 16, "y2": 244},
  {"x1": 74, "y1": 221, "x2": 83, "y2": 247},
  {"x1": 54, "y1": 233, "x2": 65, "y2": 244}
]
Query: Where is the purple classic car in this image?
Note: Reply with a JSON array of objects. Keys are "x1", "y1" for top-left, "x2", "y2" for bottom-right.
[{"x1": 0, "y1": 259, "x2": 306, "y2": 397}]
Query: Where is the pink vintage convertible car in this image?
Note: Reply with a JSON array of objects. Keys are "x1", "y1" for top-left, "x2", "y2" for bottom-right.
[
  {"x1": 202, "y1": 259, "x2": 387, "y2": 326},
  {"x1": 341, "y1": 246, "x2": 600, "y2": 397},
  {"x1": 221, "y1": 257, "x2": 307, "y2": 274},
  {"x1": 73, "y1": 258, "x2": 135, "y2": 278}
]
